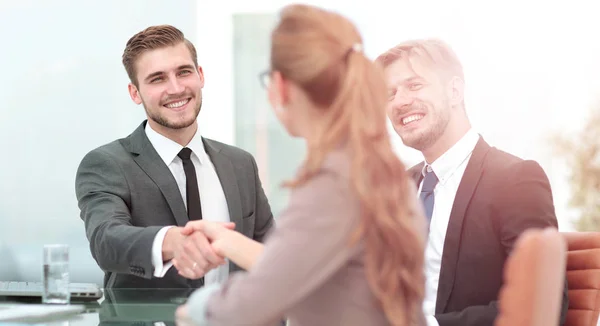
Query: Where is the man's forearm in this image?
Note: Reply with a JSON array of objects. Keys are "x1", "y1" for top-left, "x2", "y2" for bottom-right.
[{"x1": 87, "y1": 222, "x2": 163, "y2": 278}]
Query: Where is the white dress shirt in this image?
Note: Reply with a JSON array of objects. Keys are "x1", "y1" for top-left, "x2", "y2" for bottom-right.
[
  {"x1": 420, "y1": 129, "x2": 480, "y2": 326},
  {"x1": 146, "y1": 123, "x2": 231, "y2": 285}
]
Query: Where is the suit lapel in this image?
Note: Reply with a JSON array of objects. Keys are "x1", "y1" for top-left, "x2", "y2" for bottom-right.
[
  {"x1": 202, "y1": 139, "x2": 243, "y2": 235},
  {"x1": 123, "y1": 121, "x2": 189, "y2": 226},
  {"x1": 435, "y1": 137, "x2": 491, "y2": 313}
]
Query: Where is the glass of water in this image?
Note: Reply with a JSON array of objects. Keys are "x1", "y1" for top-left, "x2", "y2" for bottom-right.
[{"x1": 42, "y1": 244, "x2": 70, "y2": 304}]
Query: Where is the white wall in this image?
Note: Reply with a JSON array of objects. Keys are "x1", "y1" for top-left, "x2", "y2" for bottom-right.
[{"x1": 0, "y1": 0, "x2": 199, "y2": 283}]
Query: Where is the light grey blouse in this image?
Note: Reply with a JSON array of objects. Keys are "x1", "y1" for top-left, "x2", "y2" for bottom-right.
[{"x1": 186, "y1": 149, "x2": 425, "y2": 326}]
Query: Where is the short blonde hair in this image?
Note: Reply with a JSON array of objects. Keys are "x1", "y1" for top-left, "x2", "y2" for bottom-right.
[{"x1": 376, "y1": 38, "x2": 464, "y2": 81}]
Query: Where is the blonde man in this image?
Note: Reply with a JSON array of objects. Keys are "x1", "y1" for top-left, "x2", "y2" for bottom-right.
[{"x1": 377, "y1": 39, "x2": 567, "y2": 326}]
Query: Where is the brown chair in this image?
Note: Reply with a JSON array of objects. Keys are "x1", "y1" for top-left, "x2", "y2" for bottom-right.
[
  {"x1": 495, "y1": 228, "x2": 567, "y2": 326},
  {"x1": 562, "y1": 232, "x2": 600, "y2": 326}
]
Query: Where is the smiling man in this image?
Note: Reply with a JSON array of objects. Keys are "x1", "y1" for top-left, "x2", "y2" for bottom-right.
[
  {"x1": 75, "y1": 25, "x2": 274, "y2": 289},
  {"x1": 377, "y1": 39, "x2": 568, "y2": 326}
]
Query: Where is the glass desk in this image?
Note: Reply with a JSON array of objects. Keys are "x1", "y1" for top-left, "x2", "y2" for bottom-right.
[{"x1": 1, "y1": 288, "x2": 195, "y2": 325}]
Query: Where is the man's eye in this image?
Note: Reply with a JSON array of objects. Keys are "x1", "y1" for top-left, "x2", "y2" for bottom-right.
[{"x1": 409, "y1": 83, "x2": 423, "y2": 91}]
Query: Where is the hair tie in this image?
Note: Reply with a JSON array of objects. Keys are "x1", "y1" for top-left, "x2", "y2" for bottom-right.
[{"x1": 344, "y1": 43, "x2": 363, "y2": 60}]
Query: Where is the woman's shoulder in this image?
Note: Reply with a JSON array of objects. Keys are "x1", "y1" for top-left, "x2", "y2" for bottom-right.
[
  {"x1": 288, "y1": 149, "x2": 355, "y2": 208},
  {"x1": 320, "y1": 148, "x2": 351, "y2": 175}
]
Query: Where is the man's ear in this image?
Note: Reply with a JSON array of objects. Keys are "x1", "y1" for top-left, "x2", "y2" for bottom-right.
[
  {"x1": 448, "y1": 76, "x2": 464, "y2": 107},
  {"x1": 128, "y1": 83, "x2": 143, "y2": 105},
  {"x1": 197, "y1": 65, "x2": 205, "y2": 89}
]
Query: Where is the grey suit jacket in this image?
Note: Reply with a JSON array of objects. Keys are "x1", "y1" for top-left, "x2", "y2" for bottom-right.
[{"x1": 75, "y1": 121, "x2": 274, "y2": 289}]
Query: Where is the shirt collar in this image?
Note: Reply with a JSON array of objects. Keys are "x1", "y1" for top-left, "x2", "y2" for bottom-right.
[
  {"x1": 421, "y1": 129, "x2": 480, "y2": 185},
  {"x1": 145, "y1": 123, "x2": 206, "y2": 166}
]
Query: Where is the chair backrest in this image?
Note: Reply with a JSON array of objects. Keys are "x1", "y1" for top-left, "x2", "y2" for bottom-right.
[
  {"x1": 562, "y1": 232, "x2": 600, "y2": 326},
  {"x1": 495, "y1": 228, "x2": 567, "y2": 326}
]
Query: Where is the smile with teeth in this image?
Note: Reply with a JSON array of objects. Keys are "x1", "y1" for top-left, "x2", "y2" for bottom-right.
[
  {"x1": 164, "y1": 98, "x2": 190, "y2": 109},
  {"x1": 402, "y1": 114, "x2": 424, "y2": 125}
]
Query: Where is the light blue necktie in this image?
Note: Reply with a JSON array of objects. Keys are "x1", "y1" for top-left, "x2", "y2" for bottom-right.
[{"x1": 419, "y1": 167, "x2": 439, "y2": 224}]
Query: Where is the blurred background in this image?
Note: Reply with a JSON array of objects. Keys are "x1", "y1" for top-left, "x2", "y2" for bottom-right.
[{"x1": 0, "y1": 0, "x2": 598, "y2": 284}]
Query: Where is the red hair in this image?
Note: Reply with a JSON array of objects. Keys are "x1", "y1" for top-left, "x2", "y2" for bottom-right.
[{"x1": 272, "y1": 5, "x2": 425, "y2": 325}]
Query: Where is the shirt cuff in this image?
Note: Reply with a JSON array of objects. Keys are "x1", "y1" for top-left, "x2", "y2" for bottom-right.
[
  {"x1": 151, "y1": 226, "x2": 176, "y2": 278},
  {"x1": 426, "y1": 315, "x2": 439, "y2": 326},
  {"x1": 186, "y1": 283, "x2": 222, "y2": 325}
]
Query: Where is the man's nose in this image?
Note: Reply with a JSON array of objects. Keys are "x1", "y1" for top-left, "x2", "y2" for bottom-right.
[
  {"x1": 166, "y1": 77, "x2": 185, "y2": 94},
  {"x1": 391, "y1": 89, "x2": 413, "y2": 108}
]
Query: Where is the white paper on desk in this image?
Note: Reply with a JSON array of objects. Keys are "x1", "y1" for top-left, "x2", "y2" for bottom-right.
[{"x1": 0, "y1": 304, "x2": 84, "y2": 322}]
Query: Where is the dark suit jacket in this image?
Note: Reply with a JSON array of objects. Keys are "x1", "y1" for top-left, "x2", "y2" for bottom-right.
[
  {"x1": 75, "y1": 121, "x2": 274, "y2": 289},
  {"x1": 409, "y1": 137, "x2": 568, "y2": 326}
]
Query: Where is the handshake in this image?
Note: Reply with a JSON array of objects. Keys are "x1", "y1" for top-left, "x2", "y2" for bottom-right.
[{"x1": 163, "y1": 220, "x2": 236, "y2": 280}]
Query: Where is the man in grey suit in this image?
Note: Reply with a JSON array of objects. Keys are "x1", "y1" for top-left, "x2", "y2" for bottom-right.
[{"x1": 75, "y1": 25, "x2": 274, "y2": 289}]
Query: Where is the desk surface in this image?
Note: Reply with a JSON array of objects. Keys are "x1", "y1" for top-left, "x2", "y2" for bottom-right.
[{"x1": 6, "y1": 288, "x2": 195, "y2": 325}]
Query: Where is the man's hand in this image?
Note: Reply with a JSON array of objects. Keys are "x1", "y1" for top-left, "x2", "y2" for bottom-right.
[
  {"x1": 162, "y1": 227, "x2": 186, "y2": 262},
  {"x1": 172, "y1": 221, "x2": 235, "y2": 279},
  {"x1": 182, "y1": 220, "x2": 235, "y2": 241}
]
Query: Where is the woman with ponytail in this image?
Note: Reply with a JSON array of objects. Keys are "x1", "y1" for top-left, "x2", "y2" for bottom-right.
[{"x1": 175, "y1": 4, "x2": 427, "y2": 326}]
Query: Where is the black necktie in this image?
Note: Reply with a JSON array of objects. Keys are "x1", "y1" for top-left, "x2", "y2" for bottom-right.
[
  {"x1": 419, "y1": 166, "x2": 438, "y2": 225},
  {"x1": 178, "y1": 148, "x2": 204, "y2": 287},
  {"x1": 177, "y1": 148, "x2": 202, "y2": 221}
]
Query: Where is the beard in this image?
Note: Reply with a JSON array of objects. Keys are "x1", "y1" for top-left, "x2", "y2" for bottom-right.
[
  {"x1": 396, "y1": 100, "x2": 450, "y2": 152},
  {"x1": 144, "y1": 92, "x2": 202, "y2": 130}
]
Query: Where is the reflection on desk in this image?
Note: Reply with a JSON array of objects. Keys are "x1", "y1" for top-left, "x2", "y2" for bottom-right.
[
  {"x1": 98, "y1": 288, "x2": 194, "y2": 325},
  {"x1": 2, "y1": 288, "x2": 195, "y2": 325}
]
